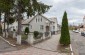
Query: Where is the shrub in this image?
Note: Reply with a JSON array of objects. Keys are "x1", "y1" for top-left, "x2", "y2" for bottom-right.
[
  {"x1": 60, "y1": 11, "x2": 70, "y2": 46},
  {"x1": 24, "y1": 27, "x2": 29, "y2": 35},
  {"x1": 33, "y1": 31, "x2": 39, "y2": 39}
]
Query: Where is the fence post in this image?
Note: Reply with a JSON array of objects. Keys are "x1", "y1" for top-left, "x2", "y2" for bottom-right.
[
  {"x1": 16, "y1": 35, "x2": 21, "y2": 45},
  {"x1": 49, "y1": 31, "x2": 51, "y2": 37},
  {"x1": 3, "y1": 32, "x2": 5, "y2": 37},
  {"x1": 6, "y1": 31, "x2": 8, "y2": 38},
  {"x1": 42, "y1": 33, "x2": 45, "y2": 40},
  {"x1": 27, "y1": 33, "x2": 34, "y2": 45}
]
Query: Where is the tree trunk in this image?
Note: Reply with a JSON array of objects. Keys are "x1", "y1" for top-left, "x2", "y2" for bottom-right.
[
  {"x1": 0, "y1": 12, "x2": 2, "y2": 35},
  {"x1": 7, "y1": 12, "x2": 10, "y2": 35},
  {"x1": 16, "y1": 0, "x2": 23, "y2": 45},
  {"x1": 17, "y1": 17, "x2": 22, "y2": 35},
  {"x1": 17, "y1": 5, "x2": 22, "y2": 44},
  {"x1": 4, "y1": 14, "x2": 6, "y2": 37},
  {"x1": 17, "y1": 17, "x2": 22, "y2": 44},
  {"x1": 7, "y1": 23, "x2": 9, "y2": 35}
]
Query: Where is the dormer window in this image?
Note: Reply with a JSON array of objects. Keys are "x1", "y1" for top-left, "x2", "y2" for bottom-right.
[
  {"x1": 41, "y1": 18, "x2": 42, "y2": 22},
  {"x1": 36, "y1": 18, "x2": 37, "y2": 22}
]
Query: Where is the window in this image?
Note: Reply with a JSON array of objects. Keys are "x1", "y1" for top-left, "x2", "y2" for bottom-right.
[
  {"x1": 36, "y1": 18, "x2": 37, "y2": 22},
  {"x1": 30, "y1": 25, "x2": 32, "y2": 29},
  {"x1": 53, "y1": 26, "x2": 55, "y2": 30},
  {"x1": 40, "y1": 25, "x2": 44, "y2": 30},
  {"x1": 41, "y1": 18, "x2": 42, "y2": 22},
  {"x1": 38, "y1": 18, "x2": 39, "y2": 22},
  {"x1": 31, "y1": 25, "x2": 32, "y2": 29},
  {"x1": 16, "y1": 26, "x2": 17, "y2": 28}
]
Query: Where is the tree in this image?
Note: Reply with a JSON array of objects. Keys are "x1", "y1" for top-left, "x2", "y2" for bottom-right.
[
  {"x1": 15, "y1": 0, "x2": 51, "y2": 35},
  {"x1": 0, "y1": 0, "x2": 14, "y2": 37},
  {"x1": 0, "y1": 12, "x2": 2, "y2": 34},
  {"x1": 14, "y1": 0, "x2": 51, "y2": 44},
  {"x1": 0, "y1": 0, "x2": 50, "y2": 44},
  {"x1": 60, "y1": 11, "x2": 70, "y2": 46}
]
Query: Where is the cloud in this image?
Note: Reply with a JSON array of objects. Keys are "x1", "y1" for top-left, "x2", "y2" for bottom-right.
[
  {"x1": 40, "y1": 0, "x2": 85, "y2": 25},
  {"x1": 67, "y1": 7, "x2": 85, "y2": 15}
]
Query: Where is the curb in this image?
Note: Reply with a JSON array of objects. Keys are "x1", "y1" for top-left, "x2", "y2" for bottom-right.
[
  {"x1": 0, "y1": 36, "x2": 16, "y2": 47},
  {"x1": 70, "y1": 44, "x2": 74, "y2": 55}
]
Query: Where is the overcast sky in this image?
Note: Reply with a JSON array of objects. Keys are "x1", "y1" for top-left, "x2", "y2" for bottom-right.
[{"x1": 39, "y1": 0, "x2": 85, "y2": 25}]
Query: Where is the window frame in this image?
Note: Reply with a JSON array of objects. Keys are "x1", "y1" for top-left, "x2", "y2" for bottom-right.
[{"x1": 40, "y1": 25, "x2": 44, "y2": 30}]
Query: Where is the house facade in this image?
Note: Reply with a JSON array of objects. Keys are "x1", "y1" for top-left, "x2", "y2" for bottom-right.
[
  {"x1": 2, "y1": 14, "x2": 58, "y2": 35},
  {"x1": 80, "y1": 16, "x2": 85, "y2": 32},
  {"x1": 22, "y1": 14, "x2": 58, "y2": 34}
]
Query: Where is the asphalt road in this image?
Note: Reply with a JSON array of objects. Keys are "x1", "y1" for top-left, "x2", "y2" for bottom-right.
[
  {"x1": 0, "y1": 38, "x2": 17, "y2": 53},
  {"x1": 70, "y1": 31, "x2": 85, "y2": 55}
]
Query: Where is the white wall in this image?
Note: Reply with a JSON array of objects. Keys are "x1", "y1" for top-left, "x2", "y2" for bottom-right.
[
  {"x1": 50, "y1": 18, "x2": 58, "y2": 32},
  {"x1": 2, "y1": 21, "x2": 18, "y2": 31},
  {"x1": 29, "y1": 15, "x2": 51, "y2": 33},
  {"x1": 9, "y1": 21, "x2": 18, "y2": 31}
]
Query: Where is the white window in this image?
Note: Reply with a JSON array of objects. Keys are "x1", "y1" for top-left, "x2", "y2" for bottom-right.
[
  {"x1": 30, "y1": 25, "x2": 32, "y2": 29},
  {"x1": 16, "y1": 26, "x2": 17, "y2": 28},
  {"x1": 40, "y1": 25, "x2": 44, "y2": 30},
  {"x1": 36, "y1": 18, "x2": 37, "y2": 22},
  {"x1": 53, "y1": 26, "x2": 55, "y2": 30},
  {"x1": 41, "y1": 18, "x2": 42, "y2": 22}
]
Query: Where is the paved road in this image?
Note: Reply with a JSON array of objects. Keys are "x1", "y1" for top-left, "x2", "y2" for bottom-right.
[
  {"x1": 0, "y1": 38, "x2": 17, "y2": 53},
  {"x1": 0, "y1": 34, "x2": 68, "y2": 55},
  {"x1": 70, "y1": 31, "x2": 85, "y2": 55}
]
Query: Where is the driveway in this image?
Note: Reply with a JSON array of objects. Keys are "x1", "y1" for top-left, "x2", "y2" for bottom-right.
[
  {"x1": 70, "y1": 31, "x2": 85, "y2": 55},
  {"x1": 0, "y1": 34, "x2": 69, "y2": 55}
]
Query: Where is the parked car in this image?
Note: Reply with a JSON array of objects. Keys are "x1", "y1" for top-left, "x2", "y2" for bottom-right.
[
  {"x1": 73, "y1": 30, "x2": 75, "y2": 32},
  {"x1": 81, "y1": 32, "x2": 85, "y2": 37},
  {"x1": 74, "y1": 30, "x2": 79, "y2": 33},
  {"x1": 81, "y1": 32, "x2": 84, "y2": 36}
]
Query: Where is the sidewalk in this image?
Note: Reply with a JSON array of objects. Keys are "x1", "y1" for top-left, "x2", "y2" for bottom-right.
[
  {"x1": 0, "y1": 34, "x2": 69, "y2": 55},
  {"x1": 33, "y1": 34, "x2": 60, "y2": 52}
]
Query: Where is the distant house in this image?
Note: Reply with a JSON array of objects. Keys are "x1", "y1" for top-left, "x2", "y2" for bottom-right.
[
  {"x1": 77, "y1": 16, "x2": 85, "y2": 32},
  {"x1": 2, "y1": 20, "x2": 18, "y2": 31},
  {"x1": 79, "y1": 16, "x2": 85, "y2": 32}
]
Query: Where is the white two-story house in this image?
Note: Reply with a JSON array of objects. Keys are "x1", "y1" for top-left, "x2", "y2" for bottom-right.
[
  {"x1": 2, "y1": 14, "x2": 58, "y2": 35},
  {"x1": 22, "y1": 14, "x2": 58, "y2": 34}
]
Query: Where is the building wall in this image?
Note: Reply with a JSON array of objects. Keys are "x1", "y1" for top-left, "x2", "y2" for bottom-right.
[
  {"x1": 50, "y1": 18, "x2": 58, "y2": 32},
  {"x1": 2, "y1": 21, "x2": 18, "y2": 31},
  {"x1": 4, "y1": 15, "x2": 58, "y2": 34},
  {"x1": 9, "y1": 21, "x2": 18, "y2": 31},
  {"x1": 29, "y1": 15, "x2": 51, "y2": 33},
  {"x1": 22, "y1": 25, "x2": 29, "y2": 31}
]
